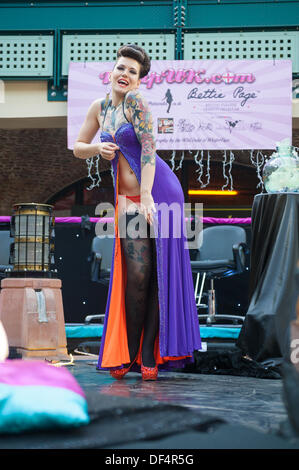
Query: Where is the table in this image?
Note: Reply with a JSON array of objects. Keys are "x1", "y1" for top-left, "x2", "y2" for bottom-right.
[{"x1": 236, "y1": 193, "x2": 299, "y2": 362}]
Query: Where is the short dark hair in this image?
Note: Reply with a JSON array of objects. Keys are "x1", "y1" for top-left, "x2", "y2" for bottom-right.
[{"x1": 116, "y1": 44, "x2": 151, "y2": 79}]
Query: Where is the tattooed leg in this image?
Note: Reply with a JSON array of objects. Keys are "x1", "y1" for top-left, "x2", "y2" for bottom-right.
[
  {"x1": 142, "y1": 236, "x2": 159, "y2": 367},
  {"x1": 120, "y1": 213, "x2": 152, "y2": 364}
]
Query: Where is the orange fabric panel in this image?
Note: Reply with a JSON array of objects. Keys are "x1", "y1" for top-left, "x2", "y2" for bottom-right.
[{"x1": 101, "y1": 158, "x2": 130, "y2": 367}]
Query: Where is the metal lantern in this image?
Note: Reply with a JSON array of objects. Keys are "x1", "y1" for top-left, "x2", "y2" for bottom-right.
[{"x1": 10, "y1": 203, "x2": 55, "y2": 277}]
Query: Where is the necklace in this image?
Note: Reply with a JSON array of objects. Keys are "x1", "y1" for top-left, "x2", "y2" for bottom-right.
[
  {"x1": 110, "y1": 99, "x2": 122, "y2": 110},
  {"x1": 110, "y1": 100, "x2": 123, "y2": 128}
]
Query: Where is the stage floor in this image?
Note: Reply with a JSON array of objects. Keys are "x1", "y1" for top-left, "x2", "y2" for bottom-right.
[
  {"x1": 69, "y1": 356, "x2": 299, "y2": 449},
  {"x1": 75, "y1": 358, "x2": 285, "y2": 433},
  {"x1": 1, "y1": 355, "x2": 299, "y2": 450}
]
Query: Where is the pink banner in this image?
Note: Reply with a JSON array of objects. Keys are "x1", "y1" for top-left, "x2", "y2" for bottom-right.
[{"x1": 67, "y1": 59, "x2": 292, "y2": 151}]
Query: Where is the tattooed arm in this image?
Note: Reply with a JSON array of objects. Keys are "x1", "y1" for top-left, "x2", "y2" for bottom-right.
[
  {"x1": 125, "y1": 89, "x2": 156, "y2": 224},
  {"x1": 125, "y1": 89, "x2": 156, "y2": 193}
]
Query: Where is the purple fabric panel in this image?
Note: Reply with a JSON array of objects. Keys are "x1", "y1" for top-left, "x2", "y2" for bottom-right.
[
  {"x1": 0, "y1": 360, "x2": 86, "y2": 398},
  {"x1": 151, "y1": 157, "x2": 202, "y2": 357}
]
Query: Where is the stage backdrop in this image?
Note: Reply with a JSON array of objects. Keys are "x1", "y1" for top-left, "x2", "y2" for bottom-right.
[{"x1": 67, "y1": 59, "x2": 292, "y2": 151}]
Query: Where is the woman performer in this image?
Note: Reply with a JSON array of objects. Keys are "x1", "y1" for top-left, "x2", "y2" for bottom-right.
[{"x1": 74, "y1": 44, "x2": 201, "y2": 380}]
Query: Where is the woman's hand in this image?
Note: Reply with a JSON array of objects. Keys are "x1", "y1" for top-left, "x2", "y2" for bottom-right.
[
  {"x1": 98, "y1": 142, "x2": 119, "y2": 160},
  {"x1": 140, "y1": 191, "x2": 156, "y2": 226}
]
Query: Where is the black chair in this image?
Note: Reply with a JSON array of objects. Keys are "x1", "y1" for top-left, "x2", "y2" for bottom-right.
[
  {"x1": 190, "y1": 225, "x2": 249, "y2": 325},
  {"x1": 0, "y1": 231, "x2": 14, "y2": 283},
  {"x1": 89, "y1": 235, "x2": 114, "y2": 284},
  {"x1": 86, "y1": 235, "x2": 114, "y2": 324}
]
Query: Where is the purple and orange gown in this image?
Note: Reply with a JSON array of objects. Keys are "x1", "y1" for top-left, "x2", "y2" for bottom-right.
[{"x1": 97, "y1": 122, "x2": 201, "y2": 372}]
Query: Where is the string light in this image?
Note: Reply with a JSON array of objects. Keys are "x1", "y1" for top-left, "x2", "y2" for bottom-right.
[
  {"x1": 84, "y1": 146, "x2": 284, "y2": 196},
  {"x1": 110, "y1": 166, "x2": 115, "y2": 188},
  {"x1": 200, "y1": 150, "x2": 211, "y2": 188},
  {"x1": 196, "y1": 150, "x2": 205, "y2": 186},
  {"x1": 222, "y1": 150, "x2": 229, "y2": 190},
  {"x1": 250, "y1": 149, "x2": 266, "y2": 192},
  {"x1": 221, "y1": 150, "x2": 235, "y2": 191},
  {"x1": 176, "y1": 150, "x2": 185, "y2": 170},
  {"x1": 86, "y1": 155, "x2": 101, "y2": 190},
  {"x1": 170, "y1": 150, "x2": 176, "y2": 171}
]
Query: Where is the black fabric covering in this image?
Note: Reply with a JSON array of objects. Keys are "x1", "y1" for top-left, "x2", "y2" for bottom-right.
[
  {"x1": 180, "y1": 348, "x2": 282, "y2": 379},
  {"x1": 236, "y1": 193, "x2": 299, "y2": 362},
  {"x1": 0, "y1": 392, "x2": 224, "y2": 449},
  {"x1": 73, "y1": 343, "x2": 282, "y2": 379},
  {"x1": 280, "y1": 266, "x2": 299, "y2": 438}
]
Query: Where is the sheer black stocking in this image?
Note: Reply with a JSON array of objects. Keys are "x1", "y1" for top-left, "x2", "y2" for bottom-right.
[
  {"x1": 142, "y1": 236, "x2": 159, "y2": 367},
  {"x1": 120, "y1": 212, "x2": 159, "y2": 368}
]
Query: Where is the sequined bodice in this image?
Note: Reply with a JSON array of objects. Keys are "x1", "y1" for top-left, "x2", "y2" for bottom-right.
[{"x1": 100, "y1": 123, "x2": 142, "y2": 185}]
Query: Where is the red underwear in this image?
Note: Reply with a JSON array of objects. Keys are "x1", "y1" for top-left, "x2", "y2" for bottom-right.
[{"x1": 126, "y1": 194, "x2": 141, "y2": 203}]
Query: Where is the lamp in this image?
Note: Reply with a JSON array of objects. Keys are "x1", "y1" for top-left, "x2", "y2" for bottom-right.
[
  {"x1": 0, "y1": 203, "x2": 69, "y2": 360},
  {"x1": 10, "y1": 203, "x2": 55, "y2": 276}
]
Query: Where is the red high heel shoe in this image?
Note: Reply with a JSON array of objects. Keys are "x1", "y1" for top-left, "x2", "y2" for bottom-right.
[
  {"x1": 110, "y1": 358, "x2": 136, "y2": 380},
  {"x1": 141, "y1": 362, "x2": 158, "y2": 381}
]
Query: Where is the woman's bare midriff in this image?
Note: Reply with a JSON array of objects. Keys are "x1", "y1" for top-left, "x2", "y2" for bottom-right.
[{"x1": 118, "y1": 151, "x2": 141, "y2": 215}]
